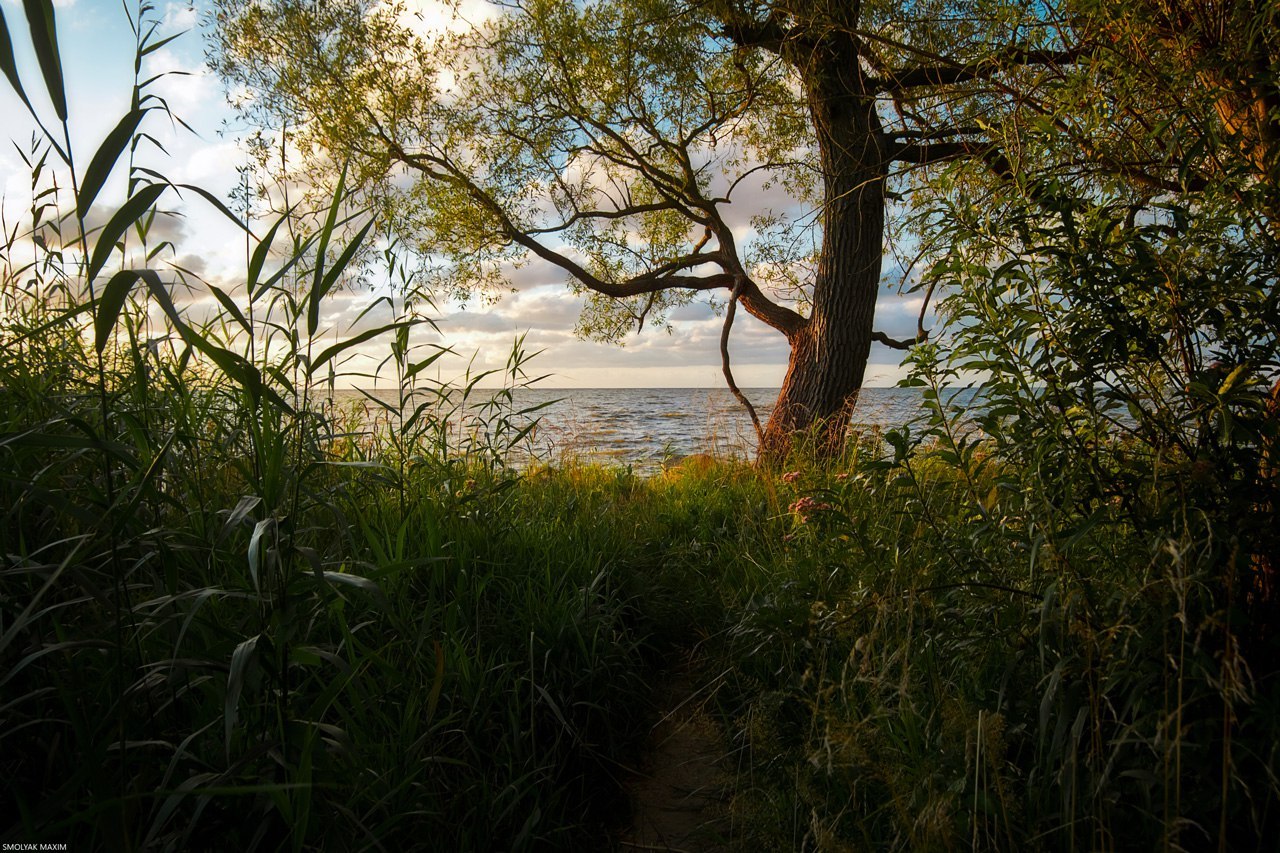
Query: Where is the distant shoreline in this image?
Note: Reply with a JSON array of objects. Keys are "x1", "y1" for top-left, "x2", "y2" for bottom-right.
[{"x1": 334, "y1": 385, "x2": 908, "y2": 393}]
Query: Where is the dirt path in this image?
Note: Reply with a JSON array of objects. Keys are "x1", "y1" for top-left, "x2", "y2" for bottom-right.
[{"x1": 618, "y1": 670, "x2": 729, "y2": 852}]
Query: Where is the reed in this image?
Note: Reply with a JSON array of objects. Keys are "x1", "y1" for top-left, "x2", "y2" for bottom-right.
[
  {"x1": 0, "y1": 3, "x2": 652, "y2": 848},
  {"x1": 3, "y1": 2, "x2": 1276, "y2": 850}
]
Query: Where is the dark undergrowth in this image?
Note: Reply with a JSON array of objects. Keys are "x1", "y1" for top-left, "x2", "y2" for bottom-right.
[{"x1": 4, "y1": 1, "x2": 1279, "y2": 850}]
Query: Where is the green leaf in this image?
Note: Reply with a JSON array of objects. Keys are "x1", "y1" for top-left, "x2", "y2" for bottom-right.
[
  {"x1": 0, "y1": 535, "x2": 91, "y2": 659},
  {"x1": 111, "y1": 431, "x2": 178, "y2": 537},
  {"x1": 222, "y1": 495, "x2": 262, "y2": 539},
  {"x1": 189, "y1": 335, "x2": 265, "y2": 405},
  {"x1": 312, "y1": 217, "x2": 374, "y2": 329},
  {"x1": 86, "y1": 182, "x2": 166, "y2": 283},
  {"x1": 254, "y1": 233, "x2": 318, "y2": 301},
  {"x1": 248, "y1": 213, "x2": 286, "y2": 294},
  {"x1": 21, "y1": 0, "x2": 65, "y2": 121},
  {"x1": 78, "y1": 108, "x2": 147, "y2": 219},
  {"x1": 248, "y1": 517, "x2": 272, "y2": 592},
  {"x1": 307, "y1": 163, "x2": 349, "y2": 337},
  {"x1": 1217, "y1": 364, "x2": 1248, "y2": 396},
  {"x1": 95, "y1": 268, "x2": 159, "y2": 353},
  {"x1": 174, "y1": 181, "x2": 250, "y2": 231},
  {"x1": 354, "y1": 389, "x2": 396, "y2": 417},
  {"x1": 0, "y1": 7, "x2": 35, "y2": 115},
  {"x1": 140, "y1": 30, "x2": 183, "y2": 57},
  {"x1": 207, "y1": 284, "x2": 252, "y2": 336},
  {"x1": 133, "y1": 168, "x2": 254, "y2": 232},
  {"x1": 225, "y1": 634, "x2": 261, "y2": 761},
  {"x1": 426, "y1": 641, "x2": 445, "y2": 720},
  {"x1": 309, "y1": 319, "x2": 413, "y2": 376},
  {"x1": 405, "y1": 347, "x2": 450, "y2": 379},
  {"x1": 322, "y1": 571, "x2": 387, "y2": 608},
  {"x1": 12, "y1": 301, "x2": 91, "y2": 345},
  {"x1": 141, "y1": 274, "x2": 288, "y2": 412},
  {"x1": 352, "y1": 294, "x2": 392, "y2": 326}
]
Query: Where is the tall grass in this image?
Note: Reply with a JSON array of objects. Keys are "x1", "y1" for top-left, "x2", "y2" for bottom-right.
[
  {"x1": 697, "y1": 192, "x2": 1280, "y2": 848},
  {"x1": 4, "y1": 2, "x2": 1278, "y2": 851},
  {"x1": 702, "y1": 437, "x2": 1277, "y2": 850},
  {"x1": 0, "y1": 3, "x2": 665, "y2": 848}
]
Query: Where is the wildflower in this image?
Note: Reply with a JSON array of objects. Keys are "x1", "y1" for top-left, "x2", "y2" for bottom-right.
[
  {"x1": 788, "y1": 495, "x2": 832, "y2": 522},
  {"x1": 834, "y1": 472, "x2": 849, "y2": 482},
  {"x1": 782, "y1": 470, "x2": 801, "y2": 483}
]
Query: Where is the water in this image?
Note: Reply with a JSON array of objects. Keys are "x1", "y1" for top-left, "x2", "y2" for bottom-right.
[{"x1": 337, "y1": 386, "x2": 932, "y2": 470}]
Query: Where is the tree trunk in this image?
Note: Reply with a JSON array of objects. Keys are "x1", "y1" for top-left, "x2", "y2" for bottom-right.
[{"x1": 758, "y1": 33, "x2": 887, "y2": 464}]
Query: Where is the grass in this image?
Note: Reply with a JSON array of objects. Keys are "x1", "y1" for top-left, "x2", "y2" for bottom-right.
[
  {"x1": 3, "y1": 0, "x2": 1279, "y2": 849},
  {"x1": 3, "y1": 330, "x2": 1279, "y2": 849},
  {"x1": 0, "y1": 351, "x2": 778, "y2": 849}
]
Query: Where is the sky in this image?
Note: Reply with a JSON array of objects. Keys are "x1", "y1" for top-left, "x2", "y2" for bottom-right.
[{"x1": 0, "y1": 0, "x2": 927, "y2": 388}]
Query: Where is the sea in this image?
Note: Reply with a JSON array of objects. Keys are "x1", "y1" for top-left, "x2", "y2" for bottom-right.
[{"x1": 336, "y1": 386, "x2": 936, "y2": 470}]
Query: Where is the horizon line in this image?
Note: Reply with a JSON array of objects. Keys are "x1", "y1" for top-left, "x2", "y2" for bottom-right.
[{"x1": 334, "y1": 384, "x2": 910, "y2": 392}]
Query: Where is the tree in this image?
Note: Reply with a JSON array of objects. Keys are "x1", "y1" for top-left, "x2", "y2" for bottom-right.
[
  {"x1": 1122, "y1": 0, "x2": 1279, "y2": 204},
  {"x1": 914, "y1": 0, "x2": 1279, "y2": 636},
  {"x1": 211, "y1": 0, "x2": 1079, "y2": 460},
  {"x1": 989, "y1": 1, "x2": 1279, "y2": 221}
]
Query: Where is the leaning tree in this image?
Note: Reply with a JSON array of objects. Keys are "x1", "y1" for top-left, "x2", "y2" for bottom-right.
[{"x1": 211, "y1": 0, "x2": 1079, "y2": 460}]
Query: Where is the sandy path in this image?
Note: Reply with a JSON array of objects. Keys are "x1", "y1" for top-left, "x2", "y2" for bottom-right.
[{"x1": 618, "y1": 671, "x2": 728, "y2": 852}]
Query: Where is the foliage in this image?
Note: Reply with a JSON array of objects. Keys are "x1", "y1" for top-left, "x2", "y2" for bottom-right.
[
  {"x1": 699, "y1": 2, "x2": 1280, "y2": 847},
  {"x1": 0, "y1": 3, "x2": 661, "y2": 848},
  {"x1": 3, "y1": 0, "x2": 1279, "y2": 850},
  {"x1": 207, "y1": 0, "x2": 1088, "y2": 455},
  {"x1": 704, "y1": 436, "x2": 1278, "y2": 849}
]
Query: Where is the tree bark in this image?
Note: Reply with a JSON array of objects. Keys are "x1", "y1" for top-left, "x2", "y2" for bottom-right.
[{"x1": 758, "y1": 31, "x2": 887, "y2": 464}]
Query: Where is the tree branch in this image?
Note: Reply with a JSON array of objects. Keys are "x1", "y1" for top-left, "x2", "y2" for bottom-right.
[
  {"x1": 890, "y1": 126, "x2": 986, "y2": 143},
  {"x1": 708, "y1": 3, "x2": 796, "y2": 54},
  {"x1": 721, "y1": 275, "x2": 764, "y2": 447},
  {"x1": 873, "y1": 46, "x2": 1086, "y2": 94},
  {"x1": 890, "y1": 140, "x2": 1014, "y2": 178},
  {"x1": 871, "y1": 330, "x2": 925, "y2": 350},
  {"x1": 369, "y1": 126, "x2": 816, "y2": 340},
  {"x1": 526, "y1": 201, "x2": 679, "y2": 235},
  {"x1": 379, "y1": 137, "x2": 727, "y2": 296}
]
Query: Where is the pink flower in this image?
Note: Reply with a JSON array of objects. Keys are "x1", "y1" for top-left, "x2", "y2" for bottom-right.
[
  {"x1": 834, "y1": 472, "x2": 849, "y2": 482},
  {"x1": 788, "y1": 496, "x2": 812, "y2": 513},
  {"x1": 782, "y1": 471, "x2": 801, "y2": 483},
  {"x1": 788, "y1": 496, "x2": 832, "y2": 522}
]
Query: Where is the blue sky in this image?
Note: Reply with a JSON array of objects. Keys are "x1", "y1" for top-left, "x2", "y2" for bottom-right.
[{"x1": 1, "y1": 0, "x2": 924, "y2": 388}]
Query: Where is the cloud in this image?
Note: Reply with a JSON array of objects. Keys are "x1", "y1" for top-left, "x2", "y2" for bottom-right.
[
  {"x1": 438, "y1": 308, "x2": 515, "y2": 334},
  {"x1": 390, "y1": 0, "x2": 497, "y2": 39},
  {"x1": 0, "y1": 0, "x2": 930, "y2": 393},
  {"x1": 502, "y1": 286, "x2": 583, "y2": 329},
  {"x1": 144, "y1": 46, "x2": 220, "y2": 118},
  {"x1": 497, "y1": 256, "x2": 571, "y2": 290},
  {"x1": 667, "y1": 300, "x2": 716, "y2": 322},
  {"x1": 872, "y1": 295, "x2": 928, "y2": 339},
  {"x1": 22, "y1": 202, "x2": 191, "y2": 254},
  {"x1": 162, "y1": 2, "x2": 199, "y2": 31},
  {"x1": 169, "y1": 251, "x2": 209, "y2": 276}
]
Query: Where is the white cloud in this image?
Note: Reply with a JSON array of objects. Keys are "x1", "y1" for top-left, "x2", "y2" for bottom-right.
[
  {"x1": 144, "y1": 46, "x2": 219, "y2": 116},
  {"x1": 389, "y1": 0, "x2": 497, "y2": 39},
  {"x1": 162, "y1": 1, "x2": 198, "y2": 31},
  {"x1": 0, "y1": 0, "x2": 930, "y2": 394}
]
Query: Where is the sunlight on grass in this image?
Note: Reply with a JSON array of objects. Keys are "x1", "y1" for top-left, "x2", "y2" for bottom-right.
[{"x1": 3, "y1": 0, "x2": 1278, "y2": 850}]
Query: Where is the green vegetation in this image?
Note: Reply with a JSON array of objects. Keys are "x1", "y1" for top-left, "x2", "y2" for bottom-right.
[
  {"x1": 206, "y1": 0, "x2": 1090, "y2": 458},
  {"x1": 3, "y1": 0, "x2": 1278, "y2": 850}
]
